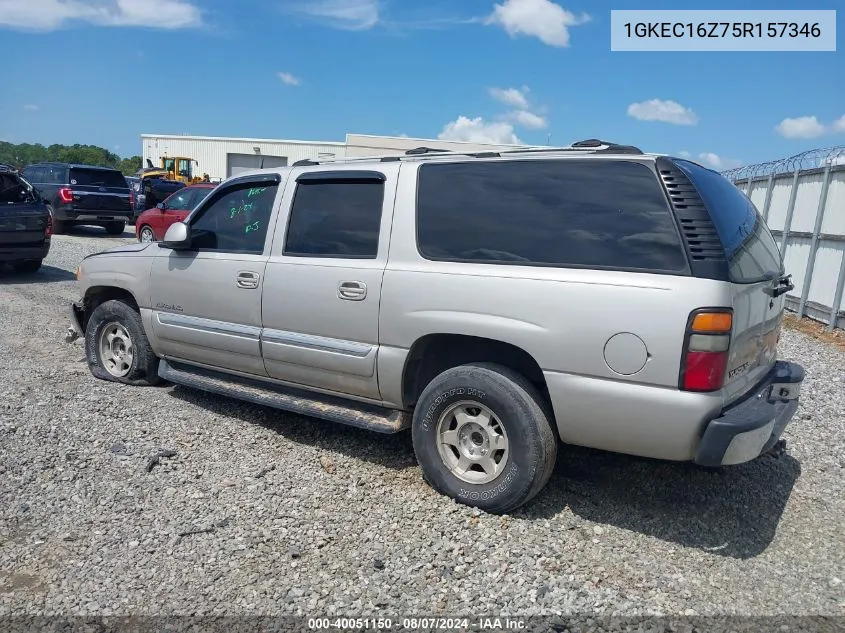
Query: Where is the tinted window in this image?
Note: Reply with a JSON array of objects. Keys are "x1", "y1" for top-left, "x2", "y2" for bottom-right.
[
  {"x1": 284, "y1": 179, "x2": 384, "y2": 258},
  {"x1": 0, "y1": 173, "x2": 37, "y2": 204},
  {"x1": 190, "y1": 187, "x2": 214, "y2": 208},
  {"x1": 69, "y1": 168, "x2": 128, "y2": 188},
  {"x1": 416, "y1": 160, "x2": 688, "y2": 272},
  {"x1": 44, "y1": 165, "x2": 66, "y2": 184},
  {"x1": 190, "y1": 182, "x2": 278, "y2": 254},
  {"x1": 164, "y1": 188, "x2": 197, "y2": 210},
  {"x1": 676, "y1": 160, "x2": 782, "y2": 283},
  {"x1": 28, "y1": 166, "x2": 46, "y2": 183}
]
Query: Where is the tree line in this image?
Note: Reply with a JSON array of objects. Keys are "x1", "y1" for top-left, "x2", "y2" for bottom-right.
[{"x1": 0, "y1": 142, "x2": 142, "y2": 175}]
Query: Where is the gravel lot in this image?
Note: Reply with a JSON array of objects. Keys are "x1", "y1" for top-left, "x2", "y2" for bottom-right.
[{"x1": 1, "y1": 230, "x2": 843, "y2": 623}]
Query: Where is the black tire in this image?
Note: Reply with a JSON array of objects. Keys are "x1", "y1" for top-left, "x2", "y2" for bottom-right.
[
  {"x1": 104, "y1": 221, "x2": 126, "y2": 236},
  {"x1": 411, "y1": 362, "x2": 557, "y2": 514},
  {"x1": 138, "y1": 225, "x2": 156, "y2": 243},
  {"x1": 84, "y1": 299, "x2": 160, "y2": 386},
  {"x1": 52, "y1": 217, "x2": 69, "y2": 234},
  {"x1": 12, "y1": 259, "x2": 42, "y2": 274}
]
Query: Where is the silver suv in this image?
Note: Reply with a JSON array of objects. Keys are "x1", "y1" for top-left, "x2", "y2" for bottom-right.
[{"x1": 67, "y1": 140, "x2": 804, "y2": 514}]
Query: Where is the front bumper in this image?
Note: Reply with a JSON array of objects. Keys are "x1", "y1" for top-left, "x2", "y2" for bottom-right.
[
  {"x1": 66, "y1": 300, "x2": 85, "y2": 343},
  {"x1": 694, "y1": 360, "x2": 805, "y2": 467}
]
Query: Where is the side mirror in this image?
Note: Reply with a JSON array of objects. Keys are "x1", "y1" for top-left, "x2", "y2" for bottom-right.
[
  {"x1": 160, "y1": 222, "x2": 191, "y2": 250},
  {"x1": 156, "y1": 203, "x2": 165, "y2": 210}
]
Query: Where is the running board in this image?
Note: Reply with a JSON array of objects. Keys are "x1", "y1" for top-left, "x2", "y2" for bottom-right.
[{"x1": 158, "y1": 359, "x2": 410, "y2": 434}]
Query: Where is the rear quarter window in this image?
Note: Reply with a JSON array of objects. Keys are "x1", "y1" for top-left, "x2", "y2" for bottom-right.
[
  {"x1": 69, "y1": 168, "x2": 128, "y2": 189},
  {"x1": 675, "y1": 160, "x2": 783, "y2": 283},
  {"x1": 416, "y1": 159, "x2": 689, "y2": 273}
]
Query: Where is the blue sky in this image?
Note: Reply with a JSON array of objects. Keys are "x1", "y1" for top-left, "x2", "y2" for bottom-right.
[{"x1": 0, "y1": 0, "x2": 842, "y2": 170}]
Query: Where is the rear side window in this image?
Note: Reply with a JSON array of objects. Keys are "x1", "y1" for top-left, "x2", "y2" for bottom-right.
[
  {"x1": 69, "y1": 168, "x2": 128, "y2": 189},
  {"x1": 416, "y1": 159, "x2": 688, "y2": 272},
  {"x1": 675, "y1": 160, "x2": 782, "y2": 283},
  {"x1": 284, "y1": 178, "x2": 385, "y2": 258},
  {"x1": 44, "y1": 165, "x2": 66, "y2": 184}
]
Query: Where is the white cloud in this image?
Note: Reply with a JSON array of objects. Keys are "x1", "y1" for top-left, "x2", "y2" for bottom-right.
[
  {"x1": 286, "y1": 0, "x2": 379, "y2": 30},
  {"x1": 677, "y1": 150, "x2": 692, "y2": 158},
  {"x1": 489, "y1": 86, "x2": 530, "y2": 110},
  {"x1": 506, "y1": 109, "x2": 547, "y2": 129},
  {"x1": 697, "y1": 152, "x2": 741, "y2": 170},
  {"x1": 627, "y1": 99, "x2": 698, "y2": 125},
  {"x1": 775, "y1": 116, "x2": 827, "y2": 139},
  {"x1": 832, "y1": 115, "x2": 845, "y2": 133},
  {"x1": 438, "y1": 116, "x2": 522, "y2": 144},
  {"x1": 0, "y1": 0, "x2": 202, "y2": 31},
  {"x1": 277, "y1": 71, "x2": 301, "y2": 86},
  {"x1": 22, "y1": 104, "x2": 39, "y2": 111},
  {"x1": 485, "y1": 0, "x2": 590, "y2": 47}
]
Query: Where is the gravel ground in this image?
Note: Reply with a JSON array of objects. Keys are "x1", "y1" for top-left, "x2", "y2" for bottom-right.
[{"x1": 0, "y1": 230, "x2": 843, "y2": 623}]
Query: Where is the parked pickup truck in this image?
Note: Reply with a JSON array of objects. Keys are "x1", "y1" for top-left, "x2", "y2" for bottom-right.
[
  {"x1": 0, "y1": 170, "x2": 51, "y2": 273},
  {"x1": 66, "y1": 140, "x2": 804, "y2": 513}
]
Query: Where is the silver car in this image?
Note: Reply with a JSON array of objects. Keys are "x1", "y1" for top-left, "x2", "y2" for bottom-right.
[{"x1": 68, "y1": 140, "x2": 804, "y2": 513}]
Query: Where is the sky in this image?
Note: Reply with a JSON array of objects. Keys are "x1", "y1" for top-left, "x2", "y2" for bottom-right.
[{"x1": 0, "y1": 0, "x2": 842, "y2": 171}]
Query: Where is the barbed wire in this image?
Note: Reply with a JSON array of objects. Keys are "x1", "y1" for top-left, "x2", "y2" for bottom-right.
[{"x1": 722, "y1": 145, "x2": 845, "y2": 181}]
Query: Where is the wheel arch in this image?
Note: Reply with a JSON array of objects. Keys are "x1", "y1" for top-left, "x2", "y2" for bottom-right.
[
  {"x1": 400, "y1": 333, "x2": 552, "y2": 416},
  {"x1": 80, "y1": 285, "x2": 140, "y2": 332}
]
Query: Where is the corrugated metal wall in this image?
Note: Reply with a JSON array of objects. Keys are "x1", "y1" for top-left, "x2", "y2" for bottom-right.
[
  {"x1": 729, "y1": 162, "x2": 845, "y2": 331},
  {"x1": 141, "y1": 135, "x2": 347, "y2": 182}
]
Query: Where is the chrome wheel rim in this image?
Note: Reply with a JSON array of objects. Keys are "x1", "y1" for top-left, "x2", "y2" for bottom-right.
[
  {"x1": 140, "y1": 227, "x2": 154, "y2": 243},
  {"x1": 98, "y1": 322, "x2": 134, "y2": 378},
  {"x1": 436, "y1": 400, "x2": 509, "y2": 484}
]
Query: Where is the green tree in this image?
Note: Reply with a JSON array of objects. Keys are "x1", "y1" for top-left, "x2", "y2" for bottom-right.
[{"x1": 0, "y1": 141, "x2": 140, "y2": 174}]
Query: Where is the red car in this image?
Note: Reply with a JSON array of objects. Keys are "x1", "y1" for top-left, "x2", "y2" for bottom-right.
[{"x1": 135, "y1": 183, "x2": 216, "y2": 243}]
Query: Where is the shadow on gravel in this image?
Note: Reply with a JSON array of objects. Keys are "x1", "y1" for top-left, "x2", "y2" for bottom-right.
[
  {"x1": 516, "y1": 443, "x2": 801, "y2": 559},
  {"x1": 167, "y1": 384, "x2": 799, "y2": 558},
  {"x1": 61, "y1": 225, "x2": 131, "y2": 238},
  {"x1": 0, "y1": 265, "x2": 76, "y2": 283},
  {"x1": 168, "y1": 385, "x2": 418, "y2": 471}
]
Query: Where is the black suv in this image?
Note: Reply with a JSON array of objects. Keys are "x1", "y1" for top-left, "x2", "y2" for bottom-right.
[
  {"x1": 21, "y1": 162, "x2": 132, "y2": 235},
  {"x1": 0, "y1": 170, "x2": 51, "y2": 273}
]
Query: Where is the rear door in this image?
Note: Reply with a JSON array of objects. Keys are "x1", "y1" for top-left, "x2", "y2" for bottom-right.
[
  {"x1": 68, "y1": 167, "x2": 131, "y2": 213},
  {"x1": 676, "y1": 161, "x2": 786, "y2": 403}
]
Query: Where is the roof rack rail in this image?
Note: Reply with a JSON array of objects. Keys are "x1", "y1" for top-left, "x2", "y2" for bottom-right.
[
  {"x1": 292, "y1": 158, "x2": 319, "y2": 166},
  {"x1": 405, "y1": 147, "x2": 450, "y2": 155}
]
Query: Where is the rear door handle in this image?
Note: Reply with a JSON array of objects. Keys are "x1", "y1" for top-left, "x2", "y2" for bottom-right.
[
  {"x1": 236, "y1": 271, "x2": 260, "y2": 289},
  {"x1": 338, "y1": 281, "x2": 367, "y2": 301}
]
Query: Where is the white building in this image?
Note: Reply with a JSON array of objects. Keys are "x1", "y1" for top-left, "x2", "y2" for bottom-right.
[{"x1": 141, "y1": 133, "x2": 533, "y2": 181}]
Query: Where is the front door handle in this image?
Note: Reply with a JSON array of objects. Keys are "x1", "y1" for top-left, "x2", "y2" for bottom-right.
[
  {"x1": 236, "y1": 271, "x2": 260, "y2": 289},
  {"x1": 338, "y1": 281, "x2": 367, "y2": 301}
]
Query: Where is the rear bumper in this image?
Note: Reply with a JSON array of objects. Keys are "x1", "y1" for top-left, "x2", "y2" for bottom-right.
[
  {"x1": 55, "y1": 208, "x2": 131, "y2": 222},
  {"x1": 694, "y1": 360, "x2": 805, "y2": 467},
  {"x1": 0, "y1": 243, "x2": 50, "y2": 262}
]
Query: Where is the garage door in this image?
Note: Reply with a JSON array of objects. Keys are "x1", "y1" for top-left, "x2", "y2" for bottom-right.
[{"x1": 226, "y1": 153, "x2": 289, "y2": 177}]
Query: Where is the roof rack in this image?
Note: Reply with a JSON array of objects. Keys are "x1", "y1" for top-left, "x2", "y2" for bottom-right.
[{"x1": 290, "y1": 139, "x2": 643, "y2": 167}]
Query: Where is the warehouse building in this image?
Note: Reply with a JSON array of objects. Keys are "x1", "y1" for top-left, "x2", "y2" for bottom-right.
[{"x1": 141, "y1": 133, "x2": 531, "y2": 181}]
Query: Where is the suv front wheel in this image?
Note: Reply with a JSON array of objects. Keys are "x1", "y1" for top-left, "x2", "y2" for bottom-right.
[
  {"x1": 84, "y1": 299, "x2": 160, "y2": 386},
  {"x1": 411, "y1": 362, "x2": 557, "y2": 514}
]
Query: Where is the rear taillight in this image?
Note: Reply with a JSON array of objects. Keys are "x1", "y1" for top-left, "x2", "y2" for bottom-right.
[
  {"x1": 680, "y1": 309, "x2": 733, "y2": 392},
  {"x1": 129, "y1": 191, "x2": 135, "y2": 208},
  {"x1": 58, "y1": 187, "x2": 73, "y2": 203},
  {"x1": 45, "y1": 212, "x2": 53, "y2": 237}
]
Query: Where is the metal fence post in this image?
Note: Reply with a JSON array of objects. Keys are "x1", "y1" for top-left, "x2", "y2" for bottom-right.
[
  {"x1": 829, "y1": 252, "x2": 845, "y2": 332},
  {"x1": 797, "y1": 165, "x2": 832, "y2": 318},
  {"x1": 779, "y1": 169, "x2": 801, "y2": 258},
  {"x1": 761, "y1": 174, "x2": 775, "y2": 223}
]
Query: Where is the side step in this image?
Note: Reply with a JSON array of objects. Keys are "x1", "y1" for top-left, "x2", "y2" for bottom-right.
[{"x1": 158, "y1": 359, "x2": 411, "y2": 434}]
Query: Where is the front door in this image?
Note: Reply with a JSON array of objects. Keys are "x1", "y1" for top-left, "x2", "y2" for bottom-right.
[
  {"x1": 260, "y1": 166, "x2": 398, "y2": 401},
  {"x1": 149, "y1": 174, "x2": 283, "y2": 376}
]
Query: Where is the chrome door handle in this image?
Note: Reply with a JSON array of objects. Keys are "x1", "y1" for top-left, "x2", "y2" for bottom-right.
[
  {"x1": 338, "y1": 281, "x2": 367, "y2": 301},
  {"x1": 236, "y1": 271, "x2": 260, "y2": 289}
]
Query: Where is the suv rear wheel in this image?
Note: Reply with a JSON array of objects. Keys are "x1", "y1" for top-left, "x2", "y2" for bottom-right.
[
  {"x1": 411, "y1": 362, "x2": 557, "y2": 514},
  {"x1": 104, "y1": 221, "x2": 126, "y2": 236},
  {"x1": 12, "y1": 259, "x2": 42, "y2": 274},
  {"x1": 85, "y1": 299, "x2": 160, "y2": 386}
]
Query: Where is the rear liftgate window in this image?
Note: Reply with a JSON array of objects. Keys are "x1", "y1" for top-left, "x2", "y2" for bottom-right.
[
  {"x1": 416, "y1": 160, "x2": 688, "y2": 272},
  {"x1": 69, "y1": 169, "x2": 128, "y2": 188},
  {"x1": 674, "y1": 160, "x2": 783, "y2": 284}
]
